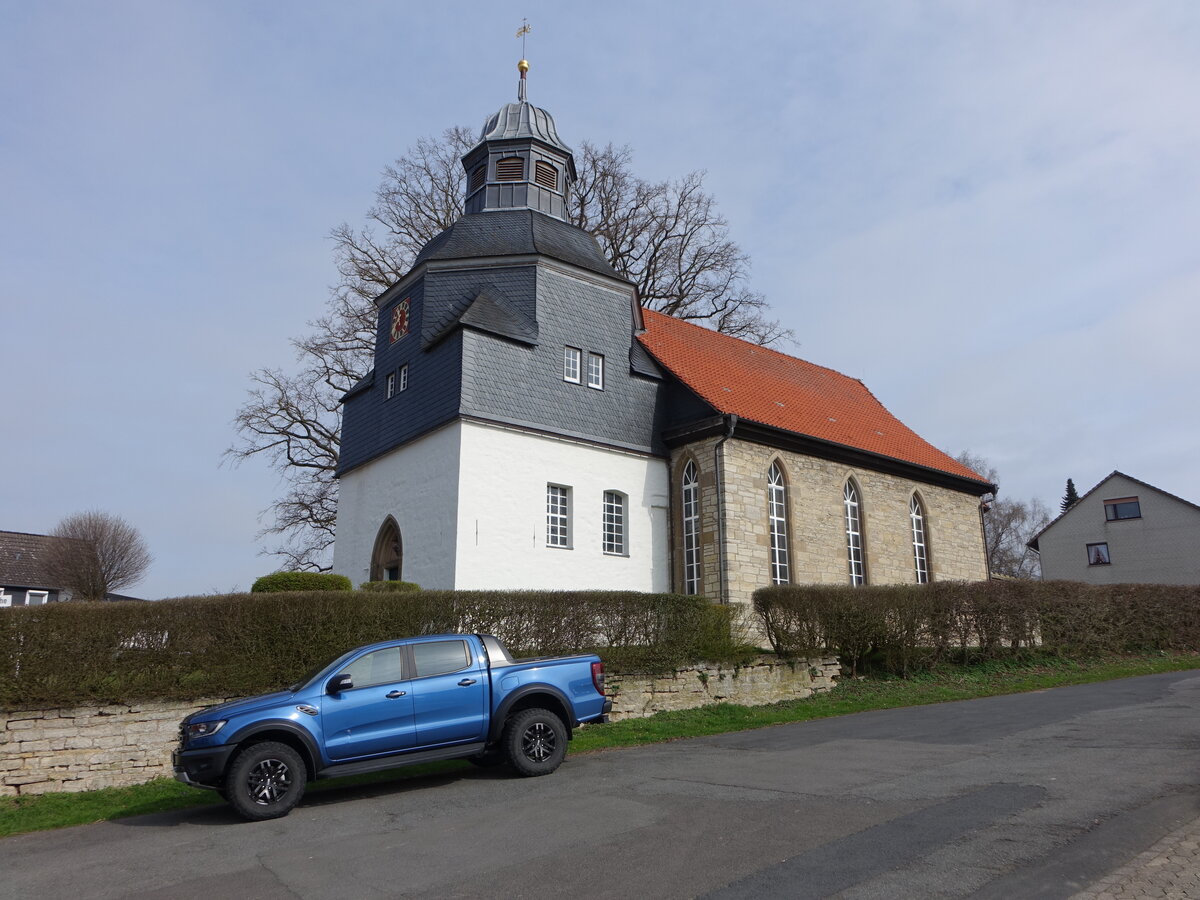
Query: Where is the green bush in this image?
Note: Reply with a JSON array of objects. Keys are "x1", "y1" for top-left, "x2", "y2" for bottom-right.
[
  {"x1": 0, "y1": 590, "x2": 736, "y2": 708},
  {"x1": 251, "y1": 572, "x2": 353, "y2": 593},
  {"x1": 359, "y1": 580, "x2": 421, "y2": 593},
  {"x1": 754, "y1": 580, "x2": 1200, "y2": 675}
]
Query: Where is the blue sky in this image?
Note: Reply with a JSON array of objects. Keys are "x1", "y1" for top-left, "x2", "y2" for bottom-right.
[{"x1": 3, "y1": 1, "x2": 1197, "y2": 598}]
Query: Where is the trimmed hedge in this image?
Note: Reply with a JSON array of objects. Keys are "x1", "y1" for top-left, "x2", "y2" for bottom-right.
[
  {"x1": 359, "y1": 581, "x2": 421, "y2": 593},
  {"x1": 251, "y1": 572, "x2": 353, "y2": 592},
  {"x1": 755, "y1": 580, "x2": 1200, "y2": 675},
  {"x1": 0, "y1": 590, "x2": 735, "y2": 708}
]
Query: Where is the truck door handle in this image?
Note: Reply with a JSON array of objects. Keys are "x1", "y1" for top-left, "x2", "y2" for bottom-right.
[
  {"x1": 458, "y1": 679, "x2": 477, "y2": 686},
  {"x1": 386, "y1": 690, "x2": 406, "y2": 698}
]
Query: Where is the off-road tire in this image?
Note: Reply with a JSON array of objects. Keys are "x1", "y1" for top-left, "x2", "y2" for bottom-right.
[
  {"x1": 226, "y1": 741, "x2": 306, "y2": 821},
  {"x1": 502, "y1": 708, "x2": 567, "y2": 777}
]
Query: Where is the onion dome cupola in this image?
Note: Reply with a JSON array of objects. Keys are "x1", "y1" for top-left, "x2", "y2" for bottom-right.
[{"x1": 461, "y1": 59, "x2": 577, "y2": 222}]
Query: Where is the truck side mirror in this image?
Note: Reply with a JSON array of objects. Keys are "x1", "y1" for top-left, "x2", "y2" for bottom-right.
[{"x1": 327, "y1": 673, "x2": 353, "y2": 694}]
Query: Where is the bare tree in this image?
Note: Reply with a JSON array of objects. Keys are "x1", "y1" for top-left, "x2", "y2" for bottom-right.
[
  {"x1": 45, "y1": 510, "x2": 152, "y2": 601},
  {"x1": 230, "y1": 127, "x2": 787, "y2": 569},
  {"x1": 956, "y1": 452, "x2": 1051, "y2": 579}
]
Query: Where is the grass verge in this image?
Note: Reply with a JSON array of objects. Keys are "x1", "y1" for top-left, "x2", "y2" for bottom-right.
[{"x1": 4, "y1": 652, "x2": 1198, "y2": 837}]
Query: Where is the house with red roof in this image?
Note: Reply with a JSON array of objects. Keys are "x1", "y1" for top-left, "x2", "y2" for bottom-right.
[{"x1": 332, "y1": 73, "x2": 994, "y2": 603}]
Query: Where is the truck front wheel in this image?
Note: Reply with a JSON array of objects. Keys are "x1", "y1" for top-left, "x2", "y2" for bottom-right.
[
  {"x1": 503, "y1": 708, "x2": 567, "y2": 777},
  {"x1": 226, "y1": 741, "x2": 307, "y2": 821}
]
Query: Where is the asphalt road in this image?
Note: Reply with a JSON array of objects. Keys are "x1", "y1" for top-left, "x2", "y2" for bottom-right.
[{"x1": 5, "y1": 670, "x2": 1200, "y2": 899}]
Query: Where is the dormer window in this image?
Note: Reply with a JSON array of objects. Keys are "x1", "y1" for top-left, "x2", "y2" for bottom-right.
[
  {"x1": 534, "y1": 160, "x2": 558, "y2": 190},
  {"x1": 496, "y1": 157, "x2": 524, "y2": 181},
  {"x1": 468, "y1": 164, "x2": 486, "y2": 193}
]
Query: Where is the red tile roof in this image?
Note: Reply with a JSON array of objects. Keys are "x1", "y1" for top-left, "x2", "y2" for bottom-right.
[{"x1": 637, "y1": 309, "x2": 987, "y2": 485}]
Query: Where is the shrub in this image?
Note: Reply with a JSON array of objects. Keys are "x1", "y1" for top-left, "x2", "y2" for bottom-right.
[
  {"x1": 251, "y1": 572, "x2": 353, "y2": 593},
  {"x1": 754, "y1": 580, "x2": 1200, "y2": 675},
  {"x1": 359, "y1": 580, "x2": 421, "y2": 593},
  {"x1": 0, "y1": 590, "x2": 737, "y2": 708}
]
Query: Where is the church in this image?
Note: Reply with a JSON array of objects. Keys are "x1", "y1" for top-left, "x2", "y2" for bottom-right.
[{"x1": 331, "y1": 63, "x2": 994, "y2": 606}]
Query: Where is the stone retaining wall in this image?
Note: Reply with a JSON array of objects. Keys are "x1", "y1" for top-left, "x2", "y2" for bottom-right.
[{"x1": 1, "y1": 657, "x2": 839, "y2": 796}]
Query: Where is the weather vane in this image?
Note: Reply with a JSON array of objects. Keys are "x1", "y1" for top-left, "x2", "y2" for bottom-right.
[{"x1": 516, "y1": 19, "x2": 532, "y2": 101}]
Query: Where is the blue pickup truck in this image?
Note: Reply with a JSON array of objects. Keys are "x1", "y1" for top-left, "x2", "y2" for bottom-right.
[{"x1": 173, "y1": 633, "x2": 610, "y2": 820}]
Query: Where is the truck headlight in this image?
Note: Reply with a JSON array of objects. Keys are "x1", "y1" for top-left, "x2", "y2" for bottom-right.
[{"x1": 185, "y1": 720, "x2": 226, "y2": 740}]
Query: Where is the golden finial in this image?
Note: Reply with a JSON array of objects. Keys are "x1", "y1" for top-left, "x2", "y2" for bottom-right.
[{"x1": 518, "y1": 59, "x2": 530, "y2": 74}]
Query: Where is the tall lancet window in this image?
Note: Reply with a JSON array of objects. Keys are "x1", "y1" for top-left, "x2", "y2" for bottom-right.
[
  {"x1": 767, "y1": 462, "x2": 790, "y2": 585},
  {"x1": 910, "y1": 495, "x2": 930, "y2": 584},
  {"x1": 681, "y1": 461, "x2": 701, "y2": 595},
  {"x1": 844, "y1": 480, "x2": 866, "y2": 586}
]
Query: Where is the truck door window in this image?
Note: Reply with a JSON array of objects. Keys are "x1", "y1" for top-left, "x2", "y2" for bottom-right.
[
  {"x1": 340, "y1": 647, "x2": 405, "y2": 688},
  {"x1": 413, "y1": 640, "x2": 471, "y2": 677}
]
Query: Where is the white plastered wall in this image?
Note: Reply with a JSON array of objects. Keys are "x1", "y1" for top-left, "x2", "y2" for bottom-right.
[
  {"x1": 454, "y1": 420, "x2": 671, "y2": 591},
  {"x1": 331, "y1": 422, "x2": 462, "y2": 589}
]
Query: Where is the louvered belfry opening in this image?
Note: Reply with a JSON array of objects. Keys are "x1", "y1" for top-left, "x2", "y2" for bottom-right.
[
  {"x1": 496, "y1": 156, "x2": 525, "y2": 181},
  {"x1": 468, "y1": 164, "x2": 486, "y2": 193},
  {"x1": 534, "y1": 160, "x2": 558, "y2": 191}
]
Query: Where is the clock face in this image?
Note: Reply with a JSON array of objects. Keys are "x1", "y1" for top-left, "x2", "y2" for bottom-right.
[{"x1": 390, "y1": 298, "x2": 411, "y2": 343}]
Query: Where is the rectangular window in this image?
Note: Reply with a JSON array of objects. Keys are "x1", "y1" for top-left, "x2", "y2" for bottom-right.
[
  {"x1": 1104, "y1": 497, "x2": 1141, "y2": 521},
  {"x1": 563, "y1": 347, "x2": 581, "y2": 383},
  {"x1": 1087, "y1": 542, "x2": 1111, "y2": 565},
  {"x1": 386, "y1": 372, "x2": 396, "y2": 399},
  {"x1": 587, "y1": 353, "x2": 605, "y2": 390},
  {"x1": 412, "y1": 640, "x2": 471, "y2": 677},
  {"x1": 546, "y1": 484, "x2": 571, "y2": 548},
  {"x1": 603, "y1": 491, "x2": 626, "y2": 555},
  {"x1": 0, "y1": 590, "x2": 11, "y2": 608},
  {"x1": 398, "y1": 364, "x2": 408, "y2": 392},
  {"x1": 26, "y1": 590, "x2": 48, "y2": 605}
]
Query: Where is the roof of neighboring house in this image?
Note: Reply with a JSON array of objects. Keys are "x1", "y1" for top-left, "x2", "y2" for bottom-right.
[
  {"x1": 636, "y1": 309, "x2": 989, "y2": 486},
  {"x1": 1027, "y1": 470, "x2": 1200, "y2": 551},
  {"x1": 0, "y1": 531, "x2": 63, "y2": 589}
]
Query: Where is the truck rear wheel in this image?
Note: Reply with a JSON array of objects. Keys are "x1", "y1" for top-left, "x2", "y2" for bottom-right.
[
  {"x1": 503, "y1": 708, "x2": 566, "y2": 777},
  {"x1": 226, "y1": 741, "x2": 306, "y2": 821}
]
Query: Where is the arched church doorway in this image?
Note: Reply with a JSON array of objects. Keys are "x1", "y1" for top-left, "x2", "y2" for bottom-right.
[{"x1": 370, "y1": 517, "x2": 402, "y2": 581}]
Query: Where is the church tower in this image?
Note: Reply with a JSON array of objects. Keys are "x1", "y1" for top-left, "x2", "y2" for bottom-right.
[{"x1": 332, "y1": 61, "x2": 673, "y2": 591}]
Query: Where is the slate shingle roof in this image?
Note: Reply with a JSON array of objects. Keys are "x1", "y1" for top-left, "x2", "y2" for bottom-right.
[
  {"x1": 637, "y1": 309, "x2": 987, "y2": 485},
  {"x1": 413, "y1": 210, "x2": 619, "y2": 281}
]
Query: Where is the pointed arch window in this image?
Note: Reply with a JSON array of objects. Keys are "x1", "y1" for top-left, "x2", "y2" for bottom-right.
[
  {"x1": 844, "y1": 480, "x2": 866, "y2": 586},
  {"x1": 767, "y1": 462, "x2": 790, "y2": 585},
  {"x1": 910, "y1": 494, "x2": 929, "y2": 584},
  {"x1": 370, "y1": 517, "x2": 402, "y2": 582},
  {"x1": 681, "y1": 461, "x2": 701, "y2": 595}
]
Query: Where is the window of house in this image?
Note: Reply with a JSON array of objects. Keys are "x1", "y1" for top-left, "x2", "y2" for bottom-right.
[
  {"x1": 1087, "y1": 542, "x2": 1111, "y2": 566},
  {"x1": 534, "y1": 160, "x2": 558, "y2": 190},
  {"x1": 844, "y1": 480, "x2": 866, "y2": 586},
  {"x1": 546, "y1": 484, "x2": 571, "y2": 548},
  {"x1": 682, "y1": 461, "x2": 701, "y2": 594},
  {"x1": 767, "y1": 462, "x2": 790, "y2": 585},
  {"x1": 496, "y1": 156, "x2": 525, "y2": 181},
  {"x1": 386, "y1": 372, "x2": 396, "y2": 399},
  {"x1": 587, "y1": 353, "x2": 604, "y2": 390},
  {"x1": 910, "y1": 495, "x2": 929, "y2": 584},
  {"x1": 0, "y1": 590, "x2": 11, "y2": 608},
  {"x1": 398, "y1": 364, "x2": 408, "y2": 392},
  {"x1": 603, "y1": 491, "x2": 626, "y2": 555},
  {"x1": 26, "y1": 590, "x2": 48, "y2": 605},
  {"x1": 1104, "y1": 497, "x2": 1141, "y2": 521},
  {"x1": 563, "y1": 346, "x2": 581, "y2": 383}
]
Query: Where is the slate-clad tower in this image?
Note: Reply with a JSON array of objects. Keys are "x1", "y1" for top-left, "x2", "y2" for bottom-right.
[{"x1": 333, "y1": 63, "x2": 672, "y2": 590}]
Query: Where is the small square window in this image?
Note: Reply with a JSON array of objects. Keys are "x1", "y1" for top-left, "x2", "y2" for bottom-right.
[
  {"x1": 1104, "y1": 498, "x2": 1141, "y2": 521},
  {"x1": 587, "y1": 353, "x2": 604, "y2": 390},
  {"x1": 27, "y1": 590, "x2": 48, "y2": 605},
  {"x1": 1087, "y1": 542, "x2": 1111, "y2": 566},
  {"x1": 563, "y1": 347, "x2": 581, "y2": 384},
  {"x1": 386, "y1": 372, "x2": 396, "y2": 399},
  {"x1": 398, "y1": 364, "x2": 408, "y2": 392}
]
